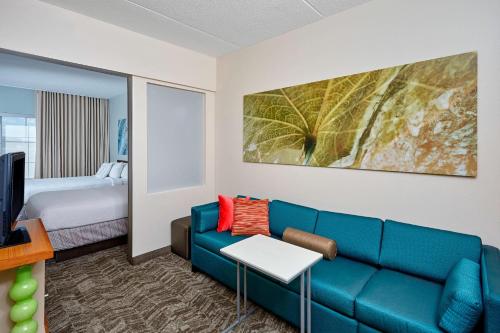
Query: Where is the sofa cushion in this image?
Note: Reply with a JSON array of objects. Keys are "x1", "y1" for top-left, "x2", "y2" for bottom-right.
[
  {"x1": 232, "y1": 198, "x2": 271, "y2": 236},
  {"x1": 379, "y1": 220, "x2": 482, "y2": 282},
  {"x1": 195, "y1": 230, "x2": 247, "y2": 254},
  {"x1": 312, "y1": 257, "x2": 377, "y2": 317},
  {"x1": 269, "y1": 200, "x2": 318, "y2": 238},
  {"x1": 216, "y1": 194, "x2": 235, "y2": 232},
  {"x1": 237, "y1": 195, "x2": 260, "y2": 200},
  {"x1": 438, "y1": 258, "x2": 483, "y2": 333},
  {"x1": 356, "y1": 269, "x2": 443, "y2": 333},
  {"x1": 281, "y1": 256, "x2": 377, "y2": 317},
  {"x1": 314, "y1": 211, "x2": 383, "y2": 265},
  {"x1": 283, "y1": 227, "x2": 337, "y2": 260}
]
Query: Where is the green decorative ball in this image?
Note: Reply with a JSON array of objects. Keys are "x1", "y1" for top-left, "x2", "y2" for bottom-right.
[
  {"x1": 11, "y1": 319, "x2": 38, "y2": 333},
  {"x1": 14, "y1": 266, "x2": 33, "y2": 283},
  {"x1": 10, "y1": 299, "x2": 38, "y2": 323},
  {"x1": 9, "y1": 278, "x2": 38, "y2": 302}
]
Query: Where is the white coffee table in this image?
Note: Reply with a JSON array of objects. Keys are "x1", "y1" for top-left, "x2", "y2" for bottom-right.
[{"x1": 220, "y1": 234, "x2": 323, "y2": 333}]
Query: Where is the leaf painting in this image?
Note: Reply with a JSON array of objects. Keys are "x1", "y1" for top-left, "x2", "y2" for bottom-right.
[{"x1": 243, "y1": 52, "x2": 477, "y2": 176}]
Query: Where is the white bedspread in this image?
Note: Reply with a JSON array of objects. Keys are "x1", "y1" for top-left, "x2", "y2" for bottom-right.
[
  {"x1": 25, "y1": 185, "x2": 128, "y2": 231},
  {"x1": 24, "y1": 176, "x2": 126, "y2": 203}
]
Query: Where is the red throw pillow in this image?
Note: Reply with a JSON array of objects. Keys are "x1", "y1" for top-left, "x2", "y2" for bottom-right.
[
  {"x1": 232, "y1": 198, "x2": 270, "y2": 236},
  {"x1": 217, "y1": 194, "x2": 234, "y2": 232}
]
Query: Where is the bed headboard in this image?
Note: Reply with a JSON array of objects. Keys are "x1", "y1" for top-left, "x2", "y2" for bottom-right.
[{"x1": 117, "y1": 159, "x2": 128, "y2": 163}]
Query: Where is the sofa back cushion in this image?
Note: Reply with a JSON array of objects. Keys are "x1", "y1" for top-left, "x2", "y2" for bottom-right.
[
  {"x1": 269, "y1": 200, "x2": 318, "y2": 238},
  {"x1": 379, "y1": 220, "x2": 482, "y2": 282},
  {"x1": 314, "y1": 211, "x2": 383, "y2": 265}
]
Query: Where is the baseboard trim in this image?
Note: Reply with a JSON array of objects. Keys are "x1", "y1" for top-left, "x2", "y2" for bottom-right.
[{"x1": 130, "y1": 245, "x2": 171, "y2": 265}]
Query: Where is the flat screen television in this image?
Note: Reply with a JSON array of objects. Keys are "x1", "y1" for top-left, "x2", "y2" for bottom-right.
[{"x1": 0, "y1": 152, "x2": 30, "y2": 247}]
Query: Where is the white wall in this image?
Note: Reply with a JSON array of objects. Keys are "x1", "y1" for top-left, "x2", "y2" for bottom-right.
[
  {"x1": 109, "y1": 93, "x2": 128, "y2": 162},
  {"x1": 131, "y1": 77, "x2": 215, "y2": 257},
  {"x1": 215, "y1": 0, "x2": 500, "y2": 247},
  {"x1": 0, "y1": 0, "x2": 215, "y2": 91}
]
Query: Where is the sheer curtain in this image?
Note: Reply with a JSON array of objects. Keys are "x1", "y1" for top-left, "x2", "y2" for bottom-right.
[{"x1": 35, "y1": 91, "x2": 110, "y2": 178}]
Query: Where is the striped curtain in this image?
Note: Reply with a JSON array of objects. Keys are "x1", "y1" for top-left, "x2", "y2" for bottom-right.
[{"x1": 35, "y1": 91, "x2": 110, "y2": 178}]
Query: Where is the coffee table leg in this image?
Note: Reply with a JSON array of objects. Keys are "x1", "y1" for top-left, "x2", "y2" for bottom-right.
[
  {"x1": 221, "y1": 261, "x2": 255, "y2": 333},
  {"x1": 237, "y1": 261, "x2": 240, "y2": 321},
  {"x1": 300, "y1": 272, "x2": 305, "y2": 333},
  {"x1": 307, "y1": 267, "x2": 311, "y2": 333},
  {"x1": 244, "y1": 264, "x2": 247, "y2": 315}
]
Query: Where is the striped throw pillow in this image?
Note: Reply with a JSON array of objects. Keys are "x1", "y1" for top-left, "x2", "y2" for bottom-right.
[{"x1": 232, "y1": 198, "x2": 271, "y2": 236}]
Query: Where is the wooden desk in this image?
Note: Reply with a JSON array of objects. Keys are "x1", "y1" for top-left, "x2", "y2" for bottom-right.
[
  {"x1": 0, "y1": 219, "x2": 53, "y2": 333},
  {"x1": 0, "y1": 219, "x2": 54, "y2": 271}
]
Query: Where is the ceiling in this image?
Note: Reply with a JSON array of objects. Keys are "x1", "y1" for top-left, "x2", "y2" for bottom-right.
[
  {"x1": 39, "y1": 0, "x2": 372, "y2": 56},
  {"x1": 0, "y1": 52, "x2": 127, "y2": 98}
]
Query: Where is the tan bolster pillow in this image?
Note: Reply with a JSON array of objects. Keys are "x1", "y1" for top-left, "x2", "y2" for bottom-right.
[{"x1": 283, "y1": 227, "x2": 337, "y2": 260}]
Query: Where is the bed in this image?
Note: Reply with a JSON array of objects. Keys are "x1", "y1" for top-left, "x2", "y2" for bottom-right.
[
  {"x1": 24, "y1": 175, "x2": 126, "y2": 203},
  {"x1": 24, "y1": 184, "x2": 128, "y2": 260}
]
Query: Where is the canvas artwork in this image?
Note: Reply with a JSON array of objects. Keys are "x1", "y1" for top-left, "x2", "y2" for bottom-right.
[
  {"x1": 243, "y1": 52, "x2": 477, "y2": 176},
  {"x1": 118, "y1": 118, "x2": 128, "y2": 155}
]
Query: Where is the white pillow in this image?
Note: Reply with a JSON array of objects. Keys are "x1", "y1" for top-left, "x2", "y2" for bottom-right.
[
  {"x1": 109, "y1": 162, "x2": 125, "y2": 179},
  {"x1": 96, "y1": 163, "x2": 113, "y2": 178},
  {"x1": 120, "y1": 164, "x2": 128, "y2": 180}
]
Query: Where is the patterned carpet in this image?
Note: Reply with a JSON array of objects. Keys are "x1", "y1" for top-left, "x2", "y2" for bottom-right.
[{"x1": 46, "y1": 246, "x2": 297, "y2": 333}]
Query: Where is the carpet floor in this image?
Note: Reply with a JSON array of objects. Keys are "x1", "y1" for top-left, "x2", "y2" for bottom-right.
[{"x1": 46, "y1": 246, "x2": 297, "y2": 333}]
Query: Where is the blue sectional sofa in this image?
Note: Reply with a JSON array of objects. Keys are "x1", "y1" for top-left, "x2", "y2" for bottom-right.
[{"x1": 191, "y1": 199, "x2": 500, "y2": 333}]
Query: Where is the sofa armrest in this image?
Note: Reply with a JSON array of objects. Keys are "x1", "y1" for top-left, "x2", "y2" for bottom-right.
[
  {"x1": 191, "y1": 202, "x2": 219, "y2": 234},
  {"x1": 481, "y1": 245, "x2": 500, "y2": 333}
]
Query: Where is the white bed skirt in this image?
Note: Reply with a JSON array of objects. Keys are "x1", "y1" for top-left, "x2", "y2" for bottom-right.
[{"x1": 48, "y1": 218, "x2": 128, "y2": 251}]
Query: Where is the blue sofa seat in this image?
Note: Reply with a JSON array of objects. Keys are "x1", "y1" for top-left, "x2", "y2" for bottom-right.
[
  {"x1": 281, "y1": 256, "x2": 377, "y2": 317},
  {"x1": 190, "y1": 200, "x2": 500, "y2": 333},
  {"x1": 356, "y1": 269, "x2": 443, "y2": 333},
  {"x1": 311, "y1": 256, "x2": 377, "y2": 317}
]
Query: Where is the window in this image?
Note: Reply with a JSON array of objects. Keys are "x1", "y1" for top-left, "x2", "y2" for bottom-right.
[
  {"x1": 0, "y1": 115, "x2": 36, "y2": 178},
  {"x1": 147, "y1": 84, "x2": 204, "y2": 192}
]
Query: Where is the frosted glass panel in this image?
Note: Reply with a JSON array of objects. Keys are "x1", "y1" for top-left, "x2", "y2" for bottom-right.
[{"x1": 147, "y1": 84, "x2": 204, "y2": 193}]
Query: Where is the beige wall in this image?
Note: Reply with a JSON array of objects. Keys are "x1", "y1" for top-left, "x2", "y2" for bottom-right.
[
  {"x1": 0, "y1": 261, "x2": 45, "y2": 332},
  {"x1": 215, "y1": 0, "x2": 500, "y2": 247},
  {"x1": 0, "y1": 0, "x2": 216, "y2": 91}
]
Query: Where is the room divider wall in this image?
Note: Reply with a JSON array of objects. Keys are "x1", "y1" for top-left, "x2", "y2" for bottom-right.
[{"x1": 130, "y1": 76, "x2": 215, "y2": 259}]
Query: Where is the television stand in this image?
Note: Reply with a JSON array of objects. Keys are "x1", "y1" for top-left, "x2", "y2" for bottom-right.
[
  {"x1": 2, "y1": 226, "x2": 31, "y2": 248},
  {"x1": 0, "y1": 219, "x2": 53, "y2": 333}
]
